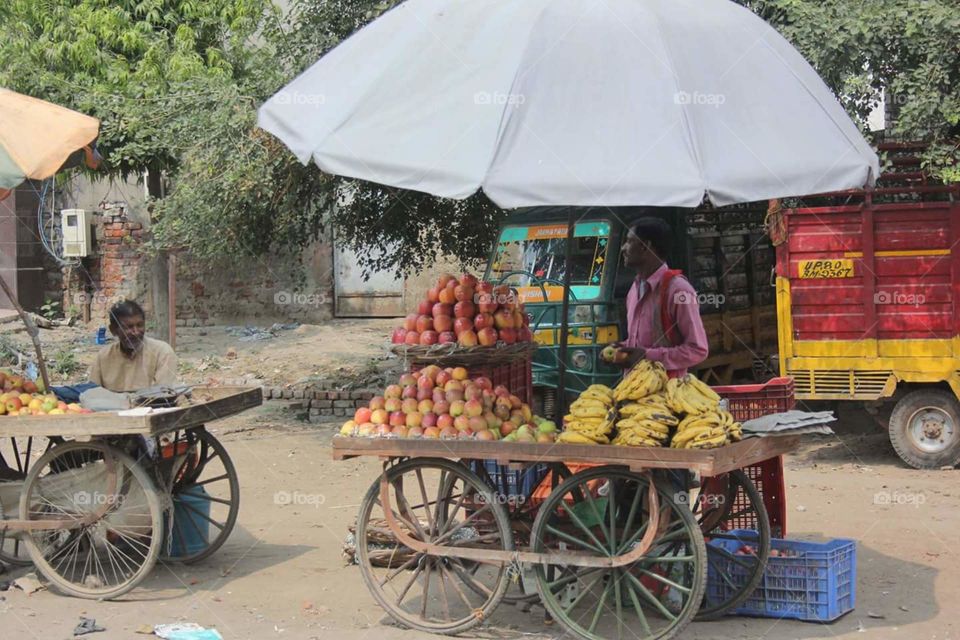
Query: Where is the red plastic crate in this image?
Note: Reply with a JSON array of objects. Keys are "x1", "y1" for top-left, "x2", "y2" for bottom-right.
[
  {"x1": 705, "y1": 377, "x2": 795, "y2": 537},
  {"x1": 411, "y1": 357, "x2": 532, "y2": 406}
]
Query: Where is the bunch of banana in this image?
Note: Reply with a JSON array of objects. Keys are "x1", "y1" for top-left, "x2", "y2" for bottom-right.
[
  {"x1": 669, "y1": 409, "x2": 742, "y2": 449},
  {"x1": 613, "y1": 360, "x2": 668, "y2": 402},
  {"x1": 612, "y1": 417, "x2": 671, "y2": 447},
  {"x1": 665, "y1": 374, "x2": 722, "y2": 415},
  {"x1": 559, "y1": 388, "x2": 616, "y2": 444}
]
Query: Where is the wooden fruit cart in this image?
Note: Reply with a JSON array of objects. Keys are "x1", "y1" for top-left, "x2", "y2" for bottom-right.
[
  {"x1": 333, "y1": 434, "x2": 799, "y2": 640},
  {"x1": 0, "y1": 385, "x2": 261, "y2": 599}
]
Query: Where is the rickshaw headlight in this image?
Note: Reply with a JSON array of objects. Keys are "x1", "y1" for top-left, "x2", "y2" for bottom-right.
[{"x1": 571, "y1": 349, "x2": 591, "y2": 371}]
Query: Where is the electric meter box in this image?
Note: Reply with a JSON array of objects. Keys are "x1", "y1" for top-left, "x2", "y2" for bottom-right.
[{"x1": 61, "y1": 209, "x2": 92, "y2": 257}]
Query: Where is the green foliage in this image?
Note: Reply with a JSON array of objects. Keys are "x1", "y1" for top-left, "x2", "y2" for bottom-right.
[
  {"x1": 49, "y1": 348, "x2": 81, "y2": 378},
  {"x1": 40, "y1": 299, "x2": 61, "y2": 321}
]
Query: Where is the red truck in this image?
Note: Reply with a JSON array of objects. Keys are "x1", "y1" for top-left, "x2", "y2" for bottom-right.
[{"x1": 774, "y1": 142, "x2": 960, "y2": 468}]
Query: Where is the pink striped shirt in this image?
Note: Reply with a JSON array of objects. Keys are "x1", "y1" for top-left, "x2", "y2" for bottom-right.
[{"x1": 623, "y1": 264, "x2": 709, "y2": 377}]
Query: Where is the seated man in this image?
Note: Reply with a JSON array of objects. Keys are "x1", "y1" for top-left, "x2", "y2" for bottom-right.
[{"x1": 90, "y1": 299, "x2": 177, "y2": 392}]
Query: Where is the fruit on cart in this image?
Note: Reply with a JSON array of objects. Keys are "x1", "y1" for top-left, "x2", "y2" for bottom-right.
[
  {"x1": 613, "y1": 360, "x2": 668, "y2": 402},
  {"x1": 558, "y1": 385, "x2": 616, "y2": 444},
  {"x1": 665, "y1": 374, "x2": 722, "y2": 415},
  {"x1": 670, "y1": 409, "x2": 741, "y2": 449}
]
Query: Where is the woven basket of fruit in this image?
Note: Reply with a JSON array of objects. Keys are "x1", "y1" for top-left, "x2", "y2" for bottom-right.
[{"x1": 390, "y1": 340, "x2": 538, "y2": 367}]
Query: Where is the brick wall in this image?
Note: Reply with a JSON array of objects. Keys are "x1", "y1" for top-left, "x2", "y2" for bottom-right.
[{"x1": 261, "y1": 380, "x2": 378, "y2": 423}]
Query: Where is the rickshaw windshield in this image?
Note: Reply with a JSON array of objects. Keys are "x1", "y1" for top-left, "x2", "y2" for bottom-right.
[{"x1": 488, "y1": 221, "x2": 611, "y2": 302}]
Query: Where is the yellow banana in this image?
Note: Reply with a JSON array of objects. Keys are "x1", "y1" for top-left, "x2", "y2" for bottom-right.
[{"x1": 558, "y1": 431, "x2": 602, "y2": 444}]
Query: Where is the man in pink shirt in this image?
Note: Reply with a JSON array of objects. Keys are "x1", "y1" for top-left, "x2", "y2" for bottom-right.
[{"x1": 612, "y1": 218, "x2": 709, "y2": 377}]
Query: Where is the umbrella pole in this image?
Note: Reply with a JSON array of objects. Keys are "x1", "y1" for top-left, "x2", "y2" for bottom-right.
[
  {"x1": 555, "y1": 209, "x2": 576, "y2": 419},
  {"x1": 0, "y1": 272, "x2": 51, "y2": 391}
]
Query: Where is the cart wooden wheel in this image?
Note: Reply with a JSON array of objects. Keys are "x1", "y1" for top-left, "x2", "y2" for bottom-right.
[
  {"x1": 692, "y1": 469, "x2": 770, "y2": 620},
  {"x1": 0, "y1": 435, "x2": 59, "y2": 565},
  {"x1": 355, "y1": 458, "x2": 513, "y2": 634},
  {"x1": 17, "y1": 441, "x2": 163, "y2": 599},
  {"x1": 530, "y1": 466, "x2": 706, "y2": 640},
  {"x1": 160, "y1": 428, "x2": 240, "y2": 564}
]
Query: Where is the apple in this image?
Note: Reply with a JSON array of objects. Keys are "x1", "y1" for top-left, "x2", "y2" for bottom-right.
[
  {"x1": 452, "y1": 367, "x2": 468, "y2": 381},
  {"x1": 406, "y1": 412, "x2": 423, "y2": 428},
  {"x1": 432, "y1": 303, "x2": 453, "y2": 318},
  {"x1": 495, "y1": 395, "x2": 512, "y2": 410},
  {"x1": 484, "y1": 412, "x2": 502, "y2": 429},
  {"x1": 522, "y1": 404, "x2": 533, "y2": 422},
  {"x1": 432, "y1": 388, "x2": 446, "y2": 404},
  {"x1": 404, "y1": 331, "x2": 421, "y2": 345},
  {"x1": 464, "y1": 399, "x2": 483, "y2": 417},
  {"x1": 357, "y1": 423, "x2": 377, "y2": 437},
  {"x1": 437, "y1": 414, "x2": 454, "y2": 429},
  {"x1": 415, "y1": 315, "x2": 434, "y2": 333},
  {"x1": 445, "y1": 389, "x2": 464, "y2": 403},
  {"x1": 513, "y1": 310, "x2": 525, "y2": 329},
  {"x1": 537, "y1": 432, "x2": 555, "y2": 444},
  {"x1": 476, "y1": 429, "x2": 496, "y2": 441},
  {"x1": 370, "y1": 396, "x2": 386, "y2": 411},
  {"x1": 453, "y1": 317, "x2": 474, "y2": 335},
  {"x1": 57, "y1": 401, "x2": 68, "y2": 411},
  {"x1": 499, "y1": 327, "x2": 517, "y2": 344},
  {"x1": 510, "y1": 410, "x2": 525, "y2": 426},
  {"x1": 518, "y1": 327, "x2": 533, "y2": 342},
  {"x1": 5, "y1": 397, "x2": 22, "y2": 413},
  {"x1": 377, "y1": 424, "x2": 394, "y2": 437},
  {"x1": 449, "y1": 400, "x2": 465, "y2": 417},
  {"x1": 477, "y1": 327, "x2": 498, "y2": 346},
  {"x1": 423, "y1": 427, "x2": 441, "y2": 439},
  {"x1": 389, "y1": 411, "x2": 407, "y2": 427},
  {"x1": 494, "y1": 309, "x2": 515, "y2": 329},
  {"x1": 434, "y1": 315, "x2": 453, "y2": 332},
  {"x1": 439, "y1": 331, "x2": 456, "y2": 344},
  {"x1": 416, "y1": 299, "x2": 432, "y2": 316},
  {"x1": 355, "y1": 407, "x2": 372, "y2": 424},
  {"x1": 458, "y1": 330, "x2": 478, "y2": 346},
  {"x1": 473, "y1": 313, "x2": 494, "y2": 331},
  {"x1": 509, "y1": 395, "x2": 523, "y2": 409},
  {"x1": 402, "y1": 385, "x2": 418, "y2": 400},
  {"x1": 418, "y1": 399, "x2": 434, "y2": 414},
  {"x1": 417, "y1": 387, "x2": 433, "y2": 402},
  {"x1": 0, "y1": 404, "x2": 5, "y2": 416},
  {"x1": 413, "y1": 378, "x2": 432, "y2": 395},
  {"x1": 538, "y1": 420, "x2": 558, "y2": 434},
  {"x1": 420, "y1": 330, "x2": 439, "y2": 345},
  {"x1": 500, "y1": 420, "x2": 517, "y2": 436},
  {"x1": 401, "y1": 398, "x2": 419, "y2": 414},
  {"x1": 473, "y1": 376, "x2": 493, "y2": 391},
  {"x1": 440, "y1": 426, "x2": 459, "y2": 439},
  {"x1": 421, "y1": 412, "x2": 438, "y2": 428},
  {"x1": 444, "y1": 380, "x2": 463, "y2": 393},
  {"x1": 454, "y1": 415, "x2": 470, "y2": 431},
  {"x1": 434, "y1": 399, "x2": 450, "y2": 415},
  {"x1": 370, "y1": 409, "x2": 388, "y2": 425},
  {"x1": 457, "y1": 428, "x2": 475, "y2": 440},
  {"x1": 477, "y1": 294, "x2": 498, "y2": 314},
  {"x1": 384, "y1": 398, "x2": 402, "y2": 412},
  {"x1": 392, "y1": 425, "x2": 410, "y2": 438},
  {"x1": 468, "y1": 416, "x2": 488, "y2": 432},
  {"x1": 495, "y1": 404, "x2": 512, "y2": 420},
  {"x1": 407, "y1": 425, "x2": 424, "y2": 438},
  {"x1": 427, "y1": 286, "x2": 441, "y2": 304},
  {"x1": 385, "y1": 385, "x2": 402, "y2": 399},
  {"x1": 454, "y1": 284, "x2": 474, "y2": 303},
  {"x1": 482, "y1": 391, "x2": 495, "y2": 411},
  {"x1": 435, "y1": 370, "x2": 452, "y2": 387},
  {"x1": 399, "y1": 373, "x2": 417, "y2": 386},
  {"x1": 422, "y1": 365, "x2": 441, "y2": 380},
  {"x1": 464, "y1": 385, "x2": 483, "y2": 402},
  {"x1": 438, "y1": 286, "x2": 457, "y2": 305},
  {"x1": 460, "y1": 273, "x2": 479, "y2": 289},
  {"x1": 437, "y1": 273, "x2": 457, "y2": 289},
  {"x1": 404, "y1": 313, "x2": 418, "y2": 331},
  {"x1": 454, "y1": 300, "x2": 475, "y2": 319},
  {"x1": 391, "y1": 328, "x2": 408, "y2": 344}
]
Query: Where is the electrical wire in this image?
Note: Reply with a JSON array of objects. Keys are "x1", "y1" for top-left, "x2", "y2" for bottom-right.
[{"x1": 37, "y1": 176, "x2": 81, "y2": 267}]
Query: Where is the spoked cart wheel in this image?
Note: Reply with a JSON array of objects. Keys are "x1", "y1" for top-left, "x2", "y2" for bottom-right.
[
  {"x1": 18, "y1": 441, "x2": 163, "y2": 599},
  {"x1": 355, "y1": 458, "x2": 513, "y2": 634},
  {"x1": 0, "y1": 435, "x2": 59, "y2": 566},
  {"x1": 160, "y1": 427, "x2": 240, "y2": 564},
  {"x1": 692, "y1": 469, "x2": 771, "y2": 620},
  {"x1": 530, "y1": 466, "x2": 707, "y2": 640}
]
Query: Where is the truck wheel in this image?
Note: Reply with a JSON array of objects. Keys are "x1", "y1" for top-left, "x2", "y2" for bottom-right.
[{"x1": 888, "y1": 390, "x2": 960, "y2": 469}]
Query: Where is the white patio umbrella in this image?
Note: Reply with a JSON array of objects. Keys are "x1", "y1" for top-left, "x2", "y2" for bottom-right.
[{"x1": 258, "y1": 0, "x2": 879, "y2": 208}]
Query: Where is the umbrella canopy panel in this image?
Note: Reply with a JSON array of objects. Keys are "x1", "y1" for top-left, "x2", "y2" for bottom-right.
[
  {"x1": 0, "y1": 88, "x2": 100, "y2": 195},
  {"x1": 259, "y1": 0, "x2": 879, "y2": 208}
]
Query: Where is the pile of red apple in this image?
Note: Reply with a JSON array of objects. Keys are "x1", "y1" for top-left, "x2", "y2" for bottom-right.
[
  {"x1": 338, "y1": 364, "x2": 556, "y2": 443},
  {"x1": 0, "y1": 370, "x2": 93, "y2": 416},
  {"x1": 391, "y1": 273, "x2": 533, "y2": 347}
]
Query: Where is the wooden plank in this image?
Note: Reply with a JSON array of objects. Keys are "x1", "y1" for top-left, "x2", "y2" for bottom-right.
[
  {"x1": 0, "y1": 386, "x2": 262, "y2": 437},
  {"x1": 330, "y1": 435, "x2": 799, "y2": 476}
]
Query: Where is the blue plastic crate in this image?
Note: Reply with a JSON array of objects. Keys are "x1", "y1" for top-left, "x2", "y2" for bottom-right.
[
  {"x1": 706, "y1": 530, "x2": 856, "y2": 622},
  {"x1": 471, "y1": 460, "x2": 547, "y2": 501}
]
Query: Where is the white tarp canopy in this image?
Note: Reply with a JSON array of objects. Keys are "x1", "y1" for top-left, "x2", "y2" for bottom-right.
[{"x1": 259, "y1": 0, "x2": 880, "y2": 208}]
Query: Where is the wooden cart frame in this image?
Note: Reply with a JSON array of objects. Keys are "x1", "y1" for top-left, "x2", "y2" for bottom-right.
[
  {"x1": 0, "y1": 386, "x2": 261, "y2": 598},
  {"x1": 333, "y1": 434, "x2": 798, "y2": 640}
]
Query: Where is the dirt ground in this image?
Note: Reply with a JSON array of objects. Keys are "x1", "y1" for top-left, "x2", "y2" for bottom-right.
[{"x1": 1, "y1": 403, "x2": 957, "y2": 640}]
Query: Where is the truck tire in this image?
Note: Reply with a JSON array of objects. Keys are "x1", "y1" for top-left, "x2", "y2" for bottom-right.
[{"x1": 888, "y1": 389, "x2": 960, "y2": 469}]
